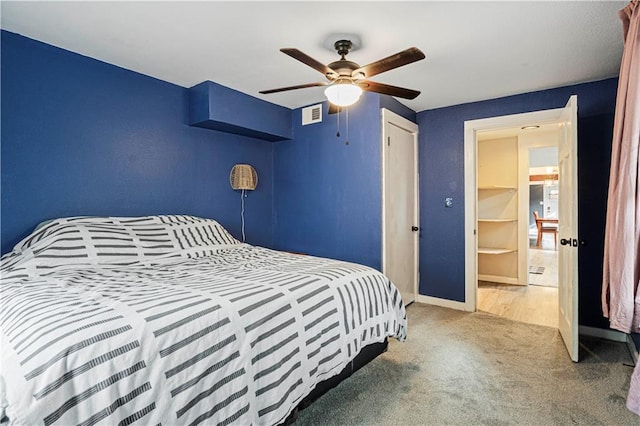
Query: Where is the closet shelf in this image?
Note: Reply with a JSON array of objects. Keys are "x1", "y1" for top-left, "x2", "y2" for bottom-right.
[
  {"x1": 478, "y1": 185, "x2": 516, "y2": 190},
  {"x1": 478, "y1": 247, "x2": 517, "y2": 255},
  {"x1": 478, "y1": 218, "x2": 517, "y2": 223},
  {"x1": 478, "y1": 274, "x2": 519, "y2": 285}
]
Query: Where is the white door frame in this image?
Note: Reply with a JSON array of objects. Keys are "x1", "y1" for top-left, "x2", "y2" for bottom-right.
[
  {"x1": 463, "y1": 108, "x2": 565, "y2": 312},
  {"x1": 381, "y1": 108, "x2": 419, "y2": 303}
]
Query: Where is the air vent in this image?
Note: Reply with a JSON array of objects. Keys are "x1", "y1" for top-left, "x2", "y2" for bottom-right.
[{"x1": 302, "y1": 104, "x2": 322, "y2": 125}]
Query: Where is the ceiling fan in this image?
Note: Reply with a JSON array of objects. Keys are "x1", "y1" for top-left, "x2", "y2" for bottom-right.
[{"x1": 260, "y1": 40, "x2": 425, "y2": 108}]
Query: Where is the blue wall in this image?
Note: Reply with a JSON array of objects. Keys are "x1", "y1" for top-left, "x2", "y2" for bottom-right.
[
  {"x1": 273, "y1": 93, "x2": 418, "y2": 270},
  {"x1": 418, "y1": 79, "x2": 618, "y2": 327},
  {"x1": 577, "y1": 112, "x2": 615, "y2": 329},
  {"x1": 273, "y1": 95, "x2": 384, "y2": 269},
  {"x1": 1, "y1": 31, "x2": 275, "y2": 253},
  {"x1": 189, "y1": 80, "x2": 292, "y2": 141},
  {"x1": 379, "y1": 96, "x2": 417, "y2": 123}
]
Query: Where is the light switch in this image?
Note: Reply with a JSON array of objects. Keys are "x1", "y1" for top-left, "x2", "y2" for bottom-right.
[{"x1": 445, "y1": 197, "x2": 453, "y2": 208}]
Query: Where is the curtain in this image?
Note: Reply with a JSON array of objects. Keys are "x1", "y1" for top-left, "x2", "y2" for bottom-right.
[{"x1": 601, "y1": 0, "x2": 640, "y2": 416}]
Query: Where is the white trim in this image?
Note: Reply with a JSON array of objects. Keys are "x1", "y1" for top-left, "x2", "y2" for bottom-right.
[
  {"x1": 578, "y1": 325, "x2": 628, "y2": 343},
  {"x1": 464, "y1": 108, "x2": 565, "y2": 313},
  {"x1": 416, "y1": 294, "x2": 471, "y2": 312},
  {"x1": 381, "y1": 108, "x2": 419, "y2": 304},
  {"x1": 463, "y1": 124, "x2": 477, "y2": 312}
]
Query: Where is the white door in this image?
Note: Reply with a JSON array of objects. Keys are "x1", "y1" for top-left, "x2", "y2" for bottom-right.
[
  {"x1": 382, "y1": 109, "x2": 419, "y2": 305},
  {"x1": 557, "y1": 95, "x2": 579, "y2": 362}
]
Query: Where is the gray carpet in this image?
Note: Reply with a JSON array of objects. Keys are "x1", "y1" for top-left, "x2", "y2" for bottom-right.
[{"x1": 295, "y1": 303, "x2": 638, "y2": 425}]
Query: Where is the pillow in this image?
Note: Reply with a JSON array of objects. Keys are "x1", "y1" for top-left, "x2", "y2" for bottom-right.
[{"x1": 6, "y1": 215, "x2": 240, "y2": 267}]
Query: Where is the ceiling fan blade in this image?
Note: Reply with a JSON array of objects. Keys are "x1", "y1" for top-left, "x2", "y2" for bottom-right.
[
  {"x1": 281, "y1": 48, "x2": 339, "y2": 79},
  {"x1": 352, "y1": 47, "x2": 425, "y2": 79},
  {"x1": 259, "y1": 82, "x2": 328, "y2": 94},
  {"x1": 357, "y1": 81, "x2": 421, "y2": 99}
]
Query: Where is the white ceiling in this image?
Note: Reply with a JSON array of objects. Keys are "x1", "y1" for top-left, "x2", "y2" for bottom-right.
[{"x1": 1, "y1": 1, "x2": 627, "y2": 112}]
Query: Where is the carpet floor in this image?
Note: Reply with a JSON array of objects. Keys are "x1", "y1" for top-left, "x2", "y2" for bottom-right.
[{"x1": 294, "y1": 303, "x2": 638, "y2": 425}]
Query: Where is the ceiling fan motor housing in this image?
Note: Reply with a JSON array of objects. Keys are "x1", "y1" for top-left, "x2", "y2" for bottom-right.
[
  {"x1": 327, "y1": 60, "x2": 361, "y2": 80},
  {"x1": 334, "y1": 40, "x2": 353, "y2": 57}
]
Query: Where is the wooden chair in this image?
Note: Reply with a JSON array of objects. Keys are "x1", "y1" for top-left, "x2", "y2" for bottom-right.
[{"x1": 533, "y1": 211, "x2": 558, "y2": 249}]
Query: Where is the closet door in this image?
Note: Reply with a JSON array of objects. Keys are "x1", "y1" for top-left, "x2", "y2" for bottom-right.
[{"x1": 382, "y1": 109, "x2": 419, "y2": 305}]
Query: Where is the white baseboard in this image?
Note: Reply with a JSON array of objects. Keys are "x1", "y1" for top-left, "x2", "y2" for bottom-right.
[{"x1": 416, "y1": 294, "x2": 472, "y2": 312}]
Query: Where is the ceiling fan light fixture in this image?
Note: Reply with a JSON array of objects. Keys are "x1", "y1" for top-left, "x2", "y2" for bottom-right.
[{"x1": 324, "y1": 83, "x2": 362, "y2": 107}]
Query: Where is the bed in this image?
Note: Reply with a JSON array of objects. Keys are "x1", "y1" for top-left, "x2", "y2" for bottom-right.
[{"x1": 0, "y1": 215, "x2": 406, "y2": 425}]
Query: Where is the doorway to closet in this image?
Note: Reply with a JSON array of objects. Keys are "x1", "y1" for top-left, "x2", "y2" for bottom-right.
[
  {"x1": 464, "y1": 97, "x2": 579, "y2": 361},
  {"x1": 474, "y1": 131, "x2": 560, "y2": 329}
]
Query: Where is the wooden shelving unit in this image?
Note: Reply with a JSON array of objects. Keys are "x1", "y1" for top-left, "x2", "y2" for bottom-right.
[
  {"x1": 477, "y1": 136, "x2": 521, "y2": 285},
  {"x1": 477, "y1": 185, "x2": 516, "y2": 190}
]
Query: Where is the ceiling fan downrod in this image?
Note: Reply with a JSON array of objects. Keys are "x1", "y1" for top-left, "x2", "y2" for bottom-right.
[{"x1": 334, "y1": 40, "x2": 353, "y2": 59}]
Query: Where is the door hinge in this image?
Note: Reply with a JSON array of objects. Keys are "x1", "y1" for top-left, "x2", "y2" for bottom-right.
[{"x1": 387, "y1": 136, "x2": 391, "y2": 146}]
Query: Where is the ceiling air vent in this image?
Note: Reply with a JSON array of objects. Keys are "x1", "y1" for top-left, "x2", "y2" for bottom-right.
[{"x1": 302, "y1": 104, "x2": 322, "y2": 125}]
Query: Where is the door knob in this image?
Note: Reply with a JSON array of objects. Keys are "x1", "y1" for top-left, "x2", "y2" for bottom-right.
[
  {"x1": 411, "y1": 226, "x2": 419, "y2": 232},
  {"x1": 560, "y1": 238, "x2": 571, "y2": 246}
]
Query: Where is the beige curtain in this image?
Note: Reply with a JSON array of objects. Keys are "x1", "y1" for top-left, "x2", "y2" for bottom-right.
[{"x1": 601, "y1": 0, "x2": 640, "y2": 416}]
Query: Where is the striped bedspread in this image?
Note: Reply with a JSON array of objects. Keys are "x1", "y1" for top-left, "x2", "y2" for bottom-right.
[{"x1": 0, "y1": 215, "x2": 406, "y2": 426}]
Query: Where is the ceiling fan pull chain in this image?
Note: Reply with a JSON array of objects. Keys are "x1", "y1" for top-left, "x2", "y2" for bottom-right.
[
  {"x1": 345, "y1": 106, "x2": 350, "y2": 145},
  {"x1": 336, "y1": 105, "x2": 341, "y2": 137}
]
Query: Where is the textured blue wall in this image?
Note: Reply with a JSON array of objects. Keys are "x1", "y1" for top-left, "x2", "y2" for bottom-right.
[
  {"x1": 577, "y1": 112, "x2": 615, "y2": 329},
  {"x1": 273, "y1": 95, "x2": 384, "y2": 269},
  {"x1": 189, "y1": 81, "x2": 292, "y2": 141},
  {"x1": 417, "y1": 79, "x2": 618, "y2": 327},
  {"x1": 379, "y1": 96, "x2": 417, "y2": 123},
  {"x1": 1, "y1": 31, "x2": 275, "y2": 254}
]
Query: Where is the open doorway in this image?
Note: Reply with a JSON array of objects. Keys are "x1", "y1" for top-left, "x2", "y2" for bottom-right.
[
  {"x1": 474, "y1": 128, "x2": 560, "y2": 328},
  {"x1": 528, "y1": 146, "x2": 559, "y2": 290},
  {"x1": 465, "y1": 97, "x2": 579, "y2": 361}
]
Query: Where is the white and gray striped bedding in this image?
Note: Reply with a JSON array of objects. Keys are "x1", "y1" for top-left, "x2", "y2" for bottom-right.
[{"x1": 0, "y1": 215, "x2": 406, "y2": 426}]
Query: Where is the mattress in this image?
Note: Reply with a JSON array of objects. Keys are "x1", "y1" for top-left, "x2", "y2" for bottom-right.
[{"x1": 0, "y1": 215, "x2": 406, "y2": 425}]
